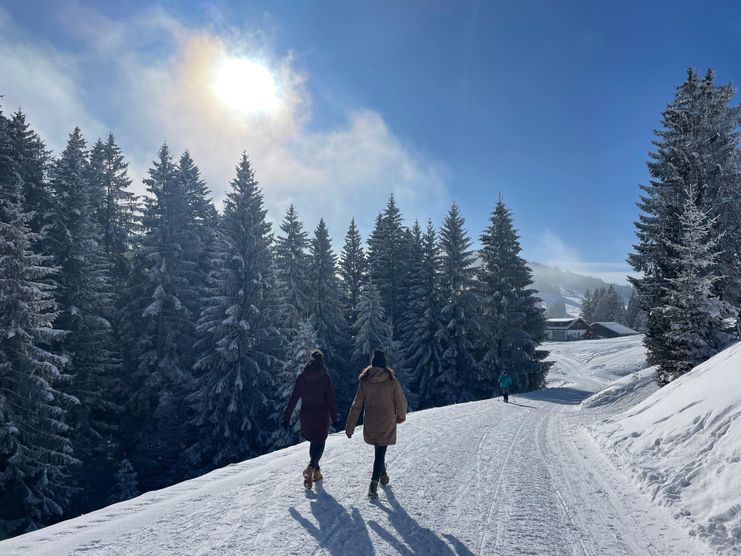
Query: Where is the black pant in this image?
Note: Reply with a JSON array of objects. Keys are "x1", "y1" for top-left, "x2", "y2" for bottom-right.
[
  {"x1": 309, "y1": 440, "x2": 325, "y2": 469},
  {"x1": 502, "y1": 388, "x2": 510, "y2": 402},
  {"x1": 372, "y1": 445, "x2": 387, "y2": 482}
]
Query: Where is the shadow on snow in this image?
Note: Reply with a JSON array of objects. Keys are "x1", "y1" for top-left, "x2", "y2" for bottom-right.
[
  {"x1": 290, "y1": 483, "x2": 473, "y2": 555},
  {"x1": 518, "y1": 387, "x2": 593, "y2": 406},
  {"x1": 368, "y1": 487, "x2": 474, "y2": 556},
  {"x1": 289, "y1": 482, "x2": 373, "y2": 555}
]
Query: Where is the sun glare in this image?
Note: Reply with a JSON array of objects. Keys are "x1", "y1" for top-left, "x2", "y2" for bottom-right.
[{"x1": 212, "y1": 56, "x2": 280, "y2": 114}]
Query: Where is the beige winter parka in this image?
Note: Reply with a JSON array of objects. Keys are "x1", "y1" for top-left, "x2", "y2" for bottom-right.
[{"x1": 345, "y1": 366, "x2": 408, "y2": 446}]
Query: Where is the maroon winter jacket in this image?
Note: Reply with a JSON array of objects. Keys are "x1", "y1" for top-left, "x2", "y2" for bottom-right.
[{"x1": 283, "y1": 368, "x2": 339, "y2": 442}]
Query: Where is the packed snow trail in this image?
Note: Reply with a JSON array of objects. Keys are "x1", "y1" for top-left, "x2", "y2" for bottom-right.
[{"x1": 1, "y1": 337, "x2": 709, "y2": 555}]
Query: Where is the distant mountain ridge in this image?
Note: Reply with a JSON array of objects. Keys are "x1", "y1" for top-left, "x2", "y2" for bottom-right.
[{"x1": 528, "y1": 262, "x2": 633, "y2": 318}]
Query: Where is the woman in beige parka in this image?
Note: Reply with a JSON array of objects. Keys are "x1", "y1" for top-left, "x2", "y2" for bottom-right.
[{"x1": 345, "y1": 350, "x2": 408, "y2": 499}]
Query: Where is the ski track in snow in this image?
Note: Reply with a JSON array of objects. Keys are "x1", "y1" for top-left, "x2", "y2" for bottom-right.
[{"x1": 1, "y1": 336, "x2": 711, "y2": 555}]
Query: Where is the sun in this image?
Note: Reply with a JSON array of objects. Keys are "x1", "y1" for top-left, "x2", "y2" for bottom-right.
[{"x1": 212, "y1": 56, "x2": 280, "y2": 114}]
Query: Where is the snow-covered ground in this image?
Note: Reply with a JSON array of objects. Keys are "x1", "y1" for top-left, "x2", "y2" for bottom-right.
[
  {"x1": 590, "y1": 342, "x2": 741, "y2": 554},
  {"x1": 1, "y1": 336, "x2": 718, "y2": 555}
]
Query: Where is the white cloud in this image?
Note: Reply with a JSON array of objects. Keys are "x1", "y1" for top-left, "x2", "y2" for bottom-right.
[
  {"x1": 1, "y1": 4, "x2": 448, "y2": 242},
  {"x1": 0, "y1": 7, "x2": 106, "y2": 153}
]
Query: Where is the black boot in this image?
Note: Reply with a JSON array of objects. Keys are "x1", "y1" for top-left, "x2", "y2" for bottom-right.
[{"x1": 368, "y1": 480, "x2": 379, "y2": 499}]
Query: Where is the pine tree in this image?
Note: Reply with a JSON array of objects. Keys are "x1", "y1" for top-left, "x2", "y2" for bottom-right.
[
  {"x1": 397, "y1": 221, "x2": 425, "y2": 366},
  {"x1": 275, "y1": 204, "x2": 311, "y2": 327},
  {"x1": 478, "y1": 199, "x2": 550, "y2": 394},
  {"x1": 308, "y1": 219, "x2": 351, "y2": 406},
  {"x1": 659, "y1": 187, "x2": 735, "y2": 383},
  {"x1": 109, "y1": 458, "x2": 139, "y2": 503},
  {"x1": 309, "y1": 219, "x2": 348, "y2": 363},
  {"x1": 0, "y1": 108, "x2": 76, "y2": 536},
  {"x1": 437, "y1": 203, "x2": 480, "y2": 403},
  {"x1": 625, "y1": 290, "x2": 643, "y2": 330},
  {"x1": 592, "y1": 285, "x2": 626, "y2": 323},
  {"x1": 581, "y1": 290, "x2": 595, "y2": 323},
  {"x1": 339, "y1": 218, "x2": 367, "y2": 332},
  {"x1": 8, "y1": 111, "x2": 51, "y2": 239},
  {"x1": 629, "y1": 68, "x2": 741, "y2": 367},
  {"x1": 176, "y1": 150, "x2": 217, "y2": 325},
  {"x1": 87, "y1": 134, "x2": 138, "y2": 285},
  {"x1": 43, "y1": 128, "x2": 123, "y2": 510},
  {"x1": 119, "y1": 144, "x2": 196, "y2": 490},
  {"x1": 352, "y1": 281, "x2": 396, "y2": 367},
  {"x1": 187, "y1": 154, "x2": 282, "y2": 472},
  {"x1": 400, "y1": 221, "x2": 444, "y2": 410},
  {"x1": 367, "y1": 194, "x2": 408, "y2": 337}
]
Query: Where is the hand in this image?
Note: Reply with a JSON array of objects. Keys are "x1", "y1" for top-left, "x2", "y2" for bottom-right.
[
  {"x1": 396, "y1": 417, "x2": 406, "y2": 424},
  {"x1": 281, "y1": 421, "x2": 289, "y2": 431}
]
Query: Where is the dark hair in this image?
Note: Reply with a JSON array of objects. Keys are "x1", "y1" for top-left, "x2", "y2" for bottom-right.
[
  {"x1": 371, "y1": 349, "x2": 387, "y2": 369},
  {"x1": 304, "y1": 350, "x2": 327, "y2": 373}
]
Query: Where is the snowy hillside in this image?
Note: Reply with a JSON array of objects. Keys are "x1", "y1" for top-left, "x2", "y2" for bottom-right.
[
  {"x1": 529, "y1": 262, "x2": 633, "y2": 317},
  {"x1": 0, "y1": 337, "x2": 715, "y2": 555},
  {"x1": 590, "y1": 342, "x2": 741, "y2": 554}
]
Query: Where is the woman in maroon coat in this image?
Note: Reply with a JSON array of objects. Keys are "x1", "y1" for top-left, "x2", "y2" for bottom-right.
[{"x1": 282, "y1": 350, "x2": 339, "y2": 488}]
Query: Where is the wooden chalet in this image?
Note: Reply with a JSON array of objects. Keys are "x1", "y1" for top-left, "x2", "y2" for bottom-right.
[{"x1": 544, "y1": 317, "x2": 590, "y2": 341}]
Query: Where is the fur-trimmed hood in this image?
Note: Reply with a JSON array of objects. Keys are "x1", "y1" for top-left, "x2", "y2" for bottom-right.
[{"x1": 359, "y1": 365, "x2": 395, "y2": 383}]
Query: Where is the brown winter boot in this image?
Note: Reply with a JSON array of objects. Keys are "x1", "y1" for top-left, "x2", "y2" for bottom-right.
[
  {"x1": 313, "y1": 467, "x2": 323, "y2": 481},
  {"x1": 368, "y1": 480, "x2": 379, "y2": 499},
  {"x1": 380, "y1": 473, "x2": 389, "y2": 487},
  {"x1": 303, "y1": 465, "x2": 315, "y2": 489}
]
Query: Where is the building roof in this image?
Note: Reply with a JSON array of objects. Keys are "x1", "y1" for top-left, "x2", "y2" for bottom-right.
[
  {"x1": 546, "y1": 317, "x2": 588, "y2": 329},
  {"x1": 591, "y1": 322, "x2": 639, "y2": 335}
]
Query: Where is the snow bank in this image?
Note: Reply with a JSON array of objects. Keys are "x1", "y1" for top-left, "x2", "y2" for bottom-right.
[
  {"x1": 584, "y1": 337, "x2": 647, "y2": 380},
  {"x1": 591, "y1": 342, "x2": 741, "y2": 553},
  {"x1": 581, "y1": 366, "x2": 657, "y2": 410}
]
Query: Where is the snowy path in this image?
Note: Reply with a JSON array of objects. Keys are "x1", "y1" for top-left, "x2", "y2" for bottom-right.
[{"x1": 1, "y1": 337, "x2": 709, "y2": 555}]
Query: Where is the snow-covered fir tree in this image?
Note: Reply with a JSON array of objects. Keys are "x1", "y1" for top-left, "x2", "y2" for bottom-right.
[
  {"x1": 275, "y1": 204, "x2": 311, "y2": 328},
  {"x1": 625, "y1": 290, "x2": 642, "y2": 330},
  {"x1": 592, "y1": 285, "x2": 626, "y2": 323},
  {"x1": 629, "y1": 68, "x2": 741, "y2": 368},
  {"x1": 188, "y1": 154, "x2": 282, "y2": 472},
  {"x1": 625, "y1": 290, "x2": 648, "y2": 332},
  {"x1": 352, "y1": 281, "x2": 396, "y2": 369},
  {"x1": 42, "y1": 128, "x2": 123, "y2": 509},
  {"x1": 308, "y1": 219, "x2": 348, "y2": 365},
  {"x1": 478, "y1": 199, "x2": 549, "y2": 394},
  {"x1": 176, "y1": 150, "x2": 218, "y2": 324},
  {"x1": 437, "y1": 203, "x2": 480, "y2": 403},
  {"x1": 581, "y1": 289, "x2": 596, "y2": 323},
  {"x1": 87, "y1": 133, "x2": 138, "y2": 284},
  {"x1": 339, "y1": 218, "x2": 367, "y2": 332},
  {"x1": 479, "y1": 198, "x2": 549, "y2": 393},
  {"x1": 397, "y1": 222, "x2": 425, "y2": 371},
  {"x1": 108, "y1": 458, "x2": 139, "y2": 503},
  {"x1": 400, "y1": 221, "x2": 444, "y2": 410},
  {"x1": 0, "y1": 108, "x2": 76, "y2": 536},
  {"x1": 119, "y1": 144, "x2": 197, "y2": 490},
  {"x1": 308, "y1": 219, "x2": 351, "y2": 407},
  {"x1": 8, "y1": 111, "x2": 51, "y2": 239},
  {"x1": 367, "y1": 194, "x2": 408, "y2": 338},
  {"x1": 688, "y1": 72, "x2": 741, "y2": 307},
  {"x1": 659, "y1": 187, "x2": 736, "y2": 383}
]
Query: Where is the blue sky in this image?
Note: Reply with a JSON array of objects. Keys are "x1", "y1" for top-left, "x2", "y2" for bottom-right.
[{"x1": 2, "y1": 1, "x2": 741, "y2": 284}]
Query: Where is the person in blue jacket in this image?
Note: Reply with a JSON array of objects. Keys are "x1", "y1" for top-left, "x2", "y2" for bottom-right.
[{"x1": 498, "y1": 370, "x2": 513, "y2": 403}]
